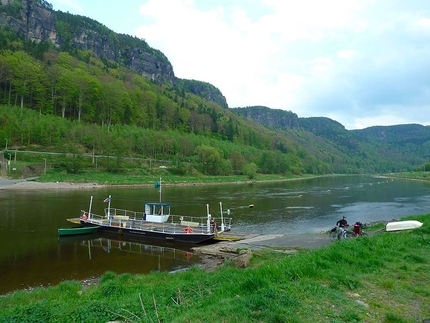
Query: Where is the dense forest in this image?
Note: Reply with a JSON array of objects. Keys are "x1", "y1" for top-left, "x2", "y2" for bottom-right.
[
  {"x1": 0, "y1": 0, "x2": 429, "y2": 178},
  {"x1": 0, "y1": 28, "x2": 317, "y2": 176}
]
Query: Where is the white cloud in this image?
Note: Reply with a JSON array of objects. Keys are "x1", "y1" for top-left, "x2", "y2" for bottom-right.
[
  {"x1": 52, "y1": 0, "x2": 83, "y2": 12},
  {"x1": 52, "y1": 0, "x2": 430, "y2": 130},
  {"x1": 337, "y1": 50, "x2": 358, "y2": 59},
  {"x1": 418, "y1": 17, "x2": 430, "y2": 28},
  {"x1": 353, "y1": 114, "x2": 411, "y2": 129}
]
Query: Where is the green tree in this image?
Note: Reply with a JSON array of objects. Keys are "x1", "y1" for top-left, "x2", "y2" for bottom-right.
[
  {"x1": 243, "y1": 162, "x2": 258, "y2": 179},
  {"x1": 230, "y1": 150, "x2": 246, "y2": 174},
  {"x1": 194, "y1": 144, "x2": 222, "y2": 175},
  {"x1": 0, "y1": 53, "x2": 11, "y2": 104},
  {"x1": 56, "y1": 67, "x2": 76, "y2": 118},
  {"x1": 6, "y1": 51, "x2": 42, "y2": 109},
  {"x1": 98, "y1": 81, "x2": 124, "y2": 130},
  {"x1": 75, "y1": 70, "x2": 91, "y2": 122}
]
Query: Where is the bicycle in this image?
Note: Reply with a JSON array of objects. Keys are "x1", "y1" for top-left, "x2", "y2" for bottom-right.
[
  {"x1": 329, "y1": 226, "x2": 352, "y2": 241},
  {"x1": 352, "y1": 222, "x2": 368, "y2": 237}
]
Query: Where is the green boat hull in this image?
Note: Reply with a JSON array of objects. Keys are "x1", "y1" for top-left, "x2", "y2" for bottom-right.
[{"x1": 58, "y1": 226, "x2": 99, "y2": 236}]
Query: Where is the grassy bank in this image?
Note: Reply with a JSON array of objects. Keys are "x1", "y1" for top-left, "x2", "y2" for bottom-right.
[
  {"x1": 1, "y1": 214, "x2": 429, "y2": 323},
  {"x1": 386, "y1": 171, "x2": 430, "y2": 182},
  {"x1": 35, "y1": 167, "x2": 316, "y2": 186}
]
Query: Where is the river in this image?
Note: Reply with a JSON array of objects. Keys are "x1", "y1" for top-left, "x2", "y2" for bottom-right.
[{"x1": 1, "y1": 175, "x2": 429, "y2": 294}]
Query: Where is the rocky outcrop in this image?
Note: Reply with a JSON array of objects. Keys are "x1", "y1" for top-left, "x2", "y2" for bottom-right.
[
  {"x1": 0, "y1": 0, "x2": 227, "y2": 107},
  {"x1": 62, "y1": 24, "x2": 175, "y2": 84},
  {"x1": 232, "y1": 106, "x2": 300, "y2": 129},
  {"x1": 0, "y1": 0, "x2": 58, "y2": 43},
  {"x1": 130, "y1": 49, "x2": 175, "y2": 84},
  {"x1": 177, "y1": 79, "x2": 228, "y2": 108},
  {"x1": 0, "y1": 0, "x2": 173, "y2": 83}
]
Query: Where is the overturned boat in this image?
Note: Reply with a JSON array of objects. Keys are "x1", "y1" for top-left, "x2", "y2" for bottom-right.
[{"x1": 386, "y1": 220, "x2": 423, "y2": 232}]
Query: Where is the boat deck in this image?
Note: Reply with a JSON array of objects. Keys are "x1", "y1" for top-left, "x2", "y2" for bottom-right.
[
  {"x1": 80, "y1": 212, "x2": 214, "y2": 237},
  {"x1": 100, "y1": 218, "x2": 210, "y2": 235}
]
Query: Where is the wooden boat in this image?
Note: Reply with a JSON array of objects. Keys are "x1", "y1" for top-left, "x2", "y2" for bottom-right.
[
  {"x1": 58, "y1": 226, "x2": 99, "y2": 236},
  {"x1": 71, "y1": 179, "x2": 232, "y2": 244},
  {"x1": 386, "y1": 220, "x2": 423, "y2": 232},
  {"x1": 66, "y1": 218, "x2": 81, "y2": 225}
]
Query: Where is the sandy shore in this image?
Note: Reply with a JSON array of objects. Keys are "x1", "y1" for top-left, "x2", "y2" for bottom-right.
[{"x1": 0, "y1": 180, "x2": 106, "y2": 190}]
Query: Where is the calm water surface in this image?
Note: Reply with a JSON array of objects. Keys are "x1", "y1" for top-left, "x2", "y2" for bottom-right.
[{"x1": 1, "y1": 175, "x2": 430, "y2": 294}]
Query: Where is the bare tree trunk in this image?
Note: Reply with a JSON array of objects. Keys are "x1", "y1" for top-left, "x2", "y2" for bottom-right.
[{"x1": 61, "y1": 95, "x2": 66, "y2": 118}]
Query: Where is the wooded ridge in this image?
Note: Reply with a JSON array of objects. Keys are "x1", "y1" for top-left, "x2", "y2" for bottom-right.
[{"x1": 0, "y1": 0, "x2": 429, "y2": 177}]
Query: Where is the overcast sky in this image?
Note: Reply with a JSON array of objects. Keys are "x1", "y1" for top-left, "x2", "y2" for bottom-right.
[{"x1": 49, "y1": 0, "x2": 430, "y2": 130}]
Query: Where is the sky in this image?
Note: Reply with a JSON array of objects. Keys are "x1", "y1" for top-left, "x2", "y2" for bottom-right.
[{"x1": 48, "y1": 0, "x2": 430, "y2": 130}]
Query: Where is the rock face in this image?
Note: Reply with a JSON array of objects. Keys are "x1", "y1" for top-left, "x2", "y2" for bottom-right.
[
  {"x1": 0, "y1": 0, "x2": 174, "y2": 83},
  {"x1": 0, "y1": 0, "x2": 227, "y2": 107},
  {"x1": 232, "y1": 106, "x2": 300, "y2": 129},
  {"x1": 178, "y1": 79, "x2": 228, "y2": 108},
  {"x1": 129, "y1": 49, "x2": 175, "y2": 84},
  {"x1": 0, "y1": 0, "x2": 58, "y2": 44}
]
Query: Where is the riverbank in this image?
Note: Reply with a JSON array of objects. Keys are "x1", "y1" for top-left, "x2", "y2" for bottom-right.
[
  {"x1": 2, "y1": 166, "x2": 337, "y2": 189},
  {"x1": 194, "y1": 233, "x2": 332, "y2": 271},
  {"x1": 2, "y1": 171, "x2": 429, "y2": 191},
  {"x1": 0, "y1": 180, "x2": 106, "y2": 190},
  {"x1": 0, "y1": 174, "x2": 316, "y2": 190},
  {"x1": 1, "y1": 214, "x2": 428, "y2": 322}
]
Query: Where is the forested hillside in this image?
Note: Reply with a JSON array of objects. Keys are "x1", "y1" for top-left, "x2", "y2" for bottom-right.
[
  {"x1": 0, "y1": 42, "x2": 322, "y2": 176},
  {"x1": 233, "y1": 106, "x2": 430, "y2": 173},
  {"x1": 0, "y1": 0, "x2": 428, "y2": 178}
]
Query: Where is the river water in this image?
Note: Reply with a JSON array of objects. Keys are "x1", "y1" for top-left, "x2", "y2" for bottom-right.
[{"x1": 1, "y1": 175, "x2": 429, "y2": 294}]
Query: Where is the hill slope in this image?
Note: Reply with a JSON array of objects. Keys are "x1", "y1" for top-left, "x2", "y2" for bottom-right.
[{"x1": 1, "y1": 1, "x2": 429, "y2": 176}]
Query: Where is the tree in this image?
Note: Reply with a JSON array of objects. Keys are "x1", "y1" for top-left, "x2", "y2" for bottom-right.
[
  {"x1": 56, "y1": 67, "x2": 76, "y2": 118},
  {"x1": 230, "y1": 150, "x2": 246, "y2": 174},
  {"x1": 75, "y1": 71, "x2": 90, "y2": 122},
  {"x1": 98, "y1": 81, "x2": 124, "y2": 130},
  {"x1": 243, "y1": 162, "x2": 258, "y2": 179},
  {"x1": 0, "y1": 53, "x2": 11, "y2": 104},
  {"x1": 194, "y1": 144, "x2": 222, "y2": 175},
  {"x1": 6, "y1": 51, "x2": 42, "y2": 109}
]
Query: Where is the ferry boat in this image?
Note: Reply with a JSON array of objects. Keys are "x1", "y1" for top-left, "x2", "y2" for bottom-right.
[{"x1": 71, "y1": 180, "x2": 232, "y2": 244}]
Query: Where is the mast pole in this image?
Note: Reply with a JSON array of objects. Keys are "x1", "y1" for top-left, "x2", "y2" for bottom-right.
[
  {"x1": 89, "y1": 196, "x2": 93, "y2": 219},
  {"x1": 207, "y1": 204, "x2": 211, "y2": 233},
  {"x1": 107, "y1": 194, "x2": 112, "y2": 218},
  {"x1": 219, "y1": 201, "x2": 224, "y2": 231},
  {"x1": 159, "y1": 177, "x2": 162, "y2": 203}
]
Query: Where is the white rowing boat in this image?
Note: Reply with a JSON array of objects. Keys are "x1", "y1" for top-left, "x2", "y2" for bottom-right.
[{"x1": 386, "y1": 220, "x2": 423, "y2": 232}]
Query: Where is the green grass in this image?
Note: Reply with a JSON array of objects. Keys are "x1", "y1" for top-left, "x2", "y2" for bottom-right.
[
  {"x1": 0, "y1": 214, "x2": 429, "y2": 322},
  {"x1": 35, "y1": 167, "x2": 313, "y2": 185},
  {"x1": 386, "y1": 171, "x2": 430, "y2": 182}
]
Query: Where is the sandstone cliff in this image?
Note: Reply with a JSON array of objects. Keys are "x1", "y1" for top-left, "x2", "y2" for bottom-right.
[
  {"x1": 0, "y1": 0, "x2": 58, "y2": 44},
  {"x1": 0, "y1": 0, "x2": 228, "y2": 107},
  {"x1": 232, "y1": 106, "x2": 300, "y2": 130}
]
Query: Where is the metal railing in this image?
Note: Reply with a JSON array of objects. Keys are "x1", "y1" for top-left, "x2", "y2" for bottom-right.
[{"x1": 81, "y1": 210, "x2": 232, "y2": 235}]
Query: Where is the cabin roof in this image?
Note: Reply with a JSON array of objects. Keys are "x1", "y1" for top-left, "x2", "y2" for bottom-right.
[{"x1": 144, "y1": 202, "x2": 171, "y2": 207}]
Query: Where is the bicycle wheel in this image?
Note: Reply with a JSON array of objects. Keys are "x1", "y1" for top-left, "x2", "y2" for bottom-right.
[
  {"x1": 344, "y1": 231, "x2": 353, "y2": 239},
  {"x1": 360, "y1": 232, "x2": 368, "y2": 237},
  {"x1": 329, "y1": 231, "x2": 338, "y2": 241}
]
